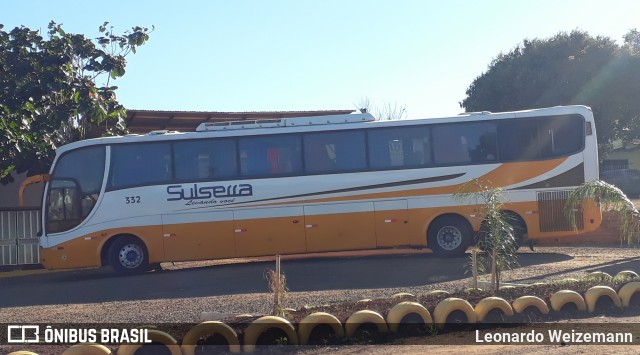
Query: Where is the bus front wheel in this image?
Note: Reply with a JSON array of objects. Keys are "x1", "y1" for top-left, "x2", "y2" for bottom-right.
[
  {"x1": 428, "y1": 216, "x2": 472, "y2": 257},
  {"x1": 107, "y1": 236, "x2": 149, "y2": 275}
]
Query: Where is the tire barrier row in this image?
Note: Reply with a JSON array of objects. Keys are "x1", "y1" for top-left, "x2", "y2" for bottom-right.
[{"x1": 10, "y1": 280, "x2": 640, "y2": 354}]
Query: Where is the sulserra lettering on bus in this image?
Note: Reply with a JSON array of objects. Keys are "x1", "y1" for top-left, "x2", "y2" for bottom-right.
[{"x1": 166, "y1": 183, "x2": 253, "y2": 201}]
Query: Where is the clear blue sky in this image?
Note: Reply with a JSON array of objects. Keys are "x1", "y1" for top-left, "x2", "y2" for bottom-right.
[{"x1": 4, "y1": 0, "x2": 640, "y2": 118}]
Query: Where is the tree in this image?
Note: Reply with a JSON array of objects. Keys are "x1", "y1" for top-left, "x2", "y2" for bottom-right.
[
  {"x1": 460, "y1": 30, "x2": 640, "y2": 156},
  {"x1": 0, "y1": 21, "x2": 151, "y2": 184},
  {"x1": 355, "y1": 96, "x2": 407, "y2": 120}
]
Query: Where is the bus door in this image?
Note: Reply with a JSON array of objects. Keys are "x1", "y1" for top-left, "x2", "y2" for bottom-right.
[
  {"x1": 303, "y1": 202, "x2": 376, "y2": 253},
  {"x1": 233, "y1": 206, "x2": 306, "y2": 257},
  {"x1": 161, "y1": 211, "x2": 236, "y2": 261},
  {"x1": 374, "y1": 200, "x2": 409, "y2": 247}
]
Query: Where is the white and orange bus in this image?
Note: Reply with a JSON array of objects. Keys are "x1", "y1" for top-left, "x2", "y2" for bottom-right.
[{"x1": 38, "y1": 105, "x2": 601, "y2": 273}]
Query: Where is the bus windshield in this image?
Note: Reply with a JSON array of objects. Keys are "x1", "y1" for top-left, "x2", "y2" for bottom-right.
[{"x1": 46, "y1": 146, "x2": 105, "y2": 234}]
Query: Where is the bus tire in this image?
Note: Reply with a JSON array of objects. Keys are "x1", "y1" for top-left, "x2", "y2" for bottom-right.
[
  {"x1": 428, "y1": 215, "x2": 472, "y2": 257},
  {"x1": 386, "y1": 302, "x2": 433, "y2": 333},
  {"x1": 585, "y1": 286, "x2": 622, "y2": 313},
  {"x1": 502, "y1": 211, "x2": 526, "y2": 248},
  {"x1": 107, "y1": 236, "x2": 149, "y2": 275},
  {"x1": 618, "y1": 282, "x2": 640, "y2": 308},
  {"x1": 476, "y1": 211, "x2": 525, "y2": 249},
  {"x1": 474, "y1": 297, "x2": 514, "y2": 322},
  {"x1": 512, "y1": 296, "x2": 549, "y2": 315}
]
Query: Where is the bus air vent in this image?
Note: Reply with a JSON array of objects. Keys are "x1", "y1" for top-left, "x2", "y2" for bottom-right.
[
  {"x1": 537, "y1": 190, "x2": 583, "y2": 232},
  {"x1": 196, "y1": 113, "x2": 375, "y2": 132}
]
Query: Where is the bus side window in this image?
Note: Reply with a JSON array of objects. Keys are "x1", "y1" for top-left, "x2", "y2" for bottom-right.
[
  {"x1": 433, "y1": 122, "x2": 496, "y2": 165},
  {"x1": 320, "y1": 131, "x2": 366, "y2": 172},
  {"x1": 174, "y1": 139, "x2": 237, "y2": 181},
  {"x1": 110, "y1": 143, "x2": 172, "y2": 188},
  {"x1": 498, "y1": 119, "x2": 541, "y2": 161},
  {"x1": 368, "y1": 126, "x2": 431, "y2": 169},
  {"x1": 240, "y1": 135, "x2": 301, "y2": 177},
  {"x1": 304, "y1": 137, "x2": 336, "y2": 172}
]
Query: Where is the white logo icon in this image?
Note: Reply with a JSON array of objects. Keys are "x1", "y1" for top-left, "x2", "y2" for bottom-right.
[{"x1": 7, "y1": 325, "x2": 40, "y2": 343}]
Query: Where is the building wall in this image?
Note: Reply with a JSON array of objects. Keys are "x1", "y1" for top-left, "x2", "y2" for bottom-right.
[{"x1": 0, "y1": 172, "x2": 45, "y2": 209}]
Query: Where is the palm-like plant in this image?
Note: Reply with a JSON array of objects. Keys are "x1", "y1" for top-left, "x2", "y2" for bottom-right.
[
  {"x1": 455, "y1": 179, "x2": 519, "y2": 292},
  {"x1": 565, "y1": 180, "x2": 640, "y2": 245}
]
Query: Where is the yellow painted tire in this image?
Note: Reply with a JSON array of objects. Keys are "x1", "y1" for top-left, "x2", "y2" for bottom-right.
[
  {"x1": 61, "y1": 344, "x2": 112, "y2": 355},
  {"x1": 243, "y1": 316, "x2": 298, "y2": 353},
  {"x1": 585, "y1": 271, "x2": 612, "y2": 281},
  {"x1": 116, "y1": 330, "x2": 181, "y2": 355},
  {"x1": 529, "y1": 282, "x2": 547, "y2": 287},
  {"x1": 474, "y1": 297, "x2": 514, "y2": 322},
  {"x1": 386, "y1": 302, "x2": 433, "y2": 333},
  {"x1": 463, "y1": 287, "x2": 483, "y2": 293},
  {"x1": 427, "y1": 290, "x2": 450, "y2": 297},
  {"x1": 297, "y1": 312, "x2": 344, "y2": 345},
  {"x1": 560, "y1": 278, "x2": 580, "y2": 283},
  {"x1": 512, "y1": 296, "x2": 549, "y2": 315},
  {"x1": 619, "y1": 282, "x2": 640, "y2": 308},
  {"x1": 584, "y1": 286, "x2": 622, "y2": 312},
  {"x1": 615, "y1": 270, "x2": 639, "y2": 280},
  {"x1": 392, "y1": 292, "x2": 416, "y2": 299},
  {"x1": 8, "y1": 352, "x2": 40, "y2": 355},
  {"x1": 345, "y1": 310, "x2": 389, "y2": 338},
  {"x1": 180, "y1": 321, "x2": 240, "y2": 354},
  {"x1": 433, "y1": 297, "x2": 477, "y2": 328},
  {"x1": 356, "y1": 298, "x2": 372, "y2": 304},
  {"x1": 498, "y1": 285, "x2": 516, "y2": 291},
  {"x1": 550, "y1": 290, "x2": 587, "y2": 312}
]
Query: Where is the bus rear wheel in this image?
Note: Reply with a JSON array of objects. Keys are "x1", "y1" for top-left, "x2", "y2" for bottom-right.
[
  {"x1": 428, "y1": 216, "x2": 472, "y2": 257},
  {"x1": 107, "y1": 236, "x2": 149, "y2": 275}
]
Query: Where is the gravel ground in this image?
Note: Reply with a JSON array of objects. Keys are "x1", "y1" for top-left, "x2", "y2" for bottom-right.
[
  {"x1": 1, "y1": 246, "x2": 639, "y2": 354},
  {"x1": 0, "y1": 246, "x2": 638, "y2": 324}
]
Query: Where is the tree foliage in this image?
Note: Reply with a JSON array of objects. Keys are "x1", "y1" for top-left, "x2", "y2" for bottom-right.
[
  {"x1": 460, "y1": 30, "x2": 640, "y2": 156},
  {"x1": 355, "y1": 96, "x2": 407, "y2": 120},
  {"x1": 0, "y1": 21, "x2": 151, "y2": 184}
]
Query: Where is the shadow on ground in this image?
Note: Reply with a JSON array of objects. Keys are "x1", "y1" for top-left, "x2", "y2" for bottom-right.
[{"x1": 0, "y1": 252, "x2": 573, "y2": 307}]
